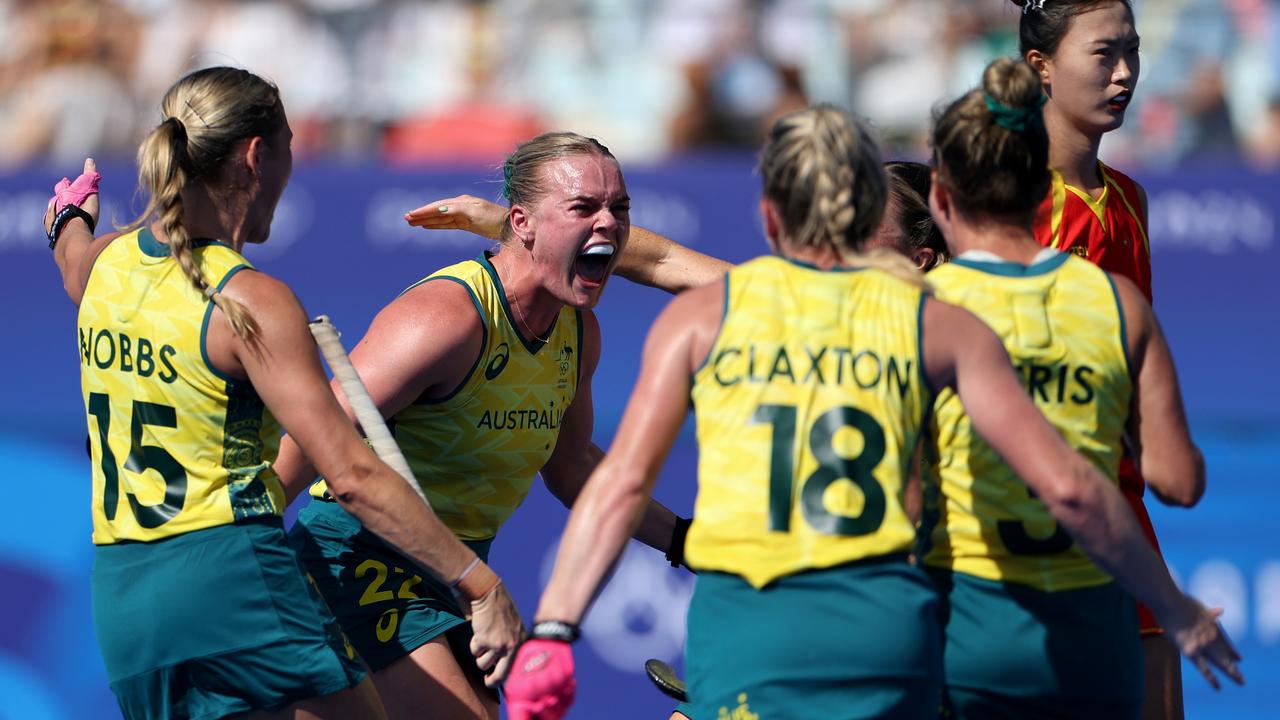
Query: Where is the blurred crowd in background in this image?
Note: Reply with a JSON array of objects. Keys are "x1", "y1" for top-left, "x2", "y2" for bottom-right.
[{"x1": 1, "y1": 0, "x2": 1277, "y2": 169}]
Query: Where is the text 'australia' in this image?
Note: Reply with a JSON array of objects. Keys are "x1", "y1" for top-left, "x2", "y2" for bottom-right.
[{"x1": 476, "y1": 407, "x2": 565, "y2": 430}]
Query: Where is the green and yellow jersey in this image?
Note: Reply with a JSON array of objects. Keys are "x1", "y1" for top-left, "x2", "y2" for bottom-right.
[
  {"x1": 685, "y1": 256, "x2": 931, "y2": 588},
  {"x1": 313, "y1": 253, "x2": 581, "y2": 541},
  {"x1": 79, "y1": 228, "x2": 284, "y2": 545},
  {"x1": 921, "y1": 251, "x2": 1131, "y2": 591}
]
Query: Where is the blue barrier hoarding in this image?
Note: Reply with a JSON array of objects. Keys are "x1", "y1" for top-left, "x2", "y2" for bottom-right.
[{"x1": 0, "y1": 158, "x2": 1275, "y2": 719}]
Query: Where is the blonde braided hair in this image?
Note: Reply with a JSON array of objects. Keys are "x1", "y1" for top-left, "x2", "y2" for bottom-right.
[
  {"x1": 759, "y1": 104, "x2": 925, "y2": 287},
  {"x1": 128, "y1": 67, "x2": 287, "y2": 341}
]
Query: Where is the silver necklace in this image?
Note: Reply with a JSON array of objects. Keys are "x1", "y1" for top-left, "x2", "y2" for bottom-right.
[{"x1": 510, "y1": 290, "x2": 552, "y2": 343}]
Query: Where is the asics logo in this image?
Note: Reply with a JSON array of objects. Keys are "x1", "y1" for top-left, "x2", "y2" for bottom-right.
[{"x1": 485, "y1": 343, "x2": 510, "y2": 380}]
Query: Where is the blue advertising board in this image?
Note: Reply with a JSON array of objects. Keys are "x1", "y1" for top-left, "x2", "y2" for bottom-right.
[{"x1": 0, "y1": 157, "x2": 1275, "y2": 719}]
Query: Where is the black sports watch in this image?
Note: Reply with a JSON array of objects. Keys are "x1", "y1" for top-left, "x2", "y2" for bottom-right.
[
  {"x1": 530, "y1": 620, "x2": 580, "y2": 643},
  {"x1": 47, "y1": 204, "x2": 97, "y2": 250}
]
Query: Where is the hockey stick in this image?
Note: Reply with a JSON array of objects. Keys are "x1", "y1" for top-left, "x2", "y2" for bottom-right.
[
  {"x1": 308, "y1": 315, "x2": 429, "y2": 506},
  {"x1": 644, "y1": 658, "x2": 688, "y2": 703}
]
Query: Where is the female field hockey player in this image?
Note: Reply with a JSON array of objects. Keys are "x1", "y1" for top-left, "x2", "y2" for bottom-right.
[
  {"x1": 1012, "y1": 1, "x2": 1191, "y2": 712},
  {"x1": 46, "y1": 66, "x2": 523, "y2": 719},
  {"x1": 921, "y1": 55, "x2": 1241, "y2": 720},
  {"x1": 408, "y1": 158, "x2": 947, "y2": 720},
  {"x1": 498, "y1": 104, "x2": 1235, "y2": 720},
  {"x1": 272, "y1": 132, "x2": 687, "y2": 720}
]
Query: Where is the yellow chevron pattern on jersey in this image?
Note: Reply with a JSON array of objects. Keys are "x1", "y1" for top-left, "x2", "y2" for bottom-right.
[
  {"x1": 685, "y1": 256, "x2": 931, "y2": 588},
  {"x1": 79, "y1": 228, "x2": 284, "y2": 545},
  {"x1": 312, "y1": 253, "x2": 581, "y2": 541},
  {"x1": 921, "y1": 252, "x2": 1131, "y2": 591}
]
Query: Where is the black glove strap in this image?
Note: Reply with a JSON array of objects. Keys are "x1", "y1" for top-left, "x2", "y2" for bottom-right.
[
  {"x1": 48, "y1": 204, "x2": 97, "y2": 250},
  {"x1": 530, "y1": 620, "x2": 579, "y2": 643},
  {"x1": 666, "y1": 516, "x2": 693, "y2": 569}
]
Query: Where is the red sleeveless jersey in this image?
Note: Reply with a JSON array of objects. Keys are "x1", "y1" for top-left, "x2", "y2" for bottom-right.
[
  {"x1": 1033, "y1": 162, "x2": 1164, "y2": 635},
  {"x1": 1033, "y1": 162, "x2": 1152, "y2": 301}
]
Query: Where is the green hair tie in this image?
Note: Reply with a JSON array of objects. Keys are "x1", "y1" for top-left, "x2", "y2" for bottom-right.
[
  {"x1": 983, "y1": 93, "x2": 1047, "y2": 134},
  {"x1": 501, "y1": 157, "x2": 514, "y2": 200}
]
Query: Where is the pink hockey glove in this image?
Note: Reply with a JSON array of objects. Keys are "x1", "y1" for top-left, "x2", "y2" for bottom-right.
[
  {"x1": 46, "y1": 161, "x2": 101, "y2": 247},
  {"x1": 51, "y1": 169, "x2": 101, "y2": 215},
  {"x1": 505, "y1": 638, "x2": 577, "y2": 720}
]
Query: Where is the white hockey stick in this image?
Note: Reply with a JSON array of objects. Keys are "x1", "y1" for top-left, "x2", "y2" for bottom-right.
[{"x1": 308, "y1": 315, "x2": 430, "y2": 506}]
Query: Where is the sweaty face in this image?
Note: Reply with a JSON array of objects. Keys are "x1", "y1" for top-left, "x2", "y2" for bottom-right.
[
  {"x1": 1041, "y1": 1, "x2": 1140, "y2": 136},
  {"x1": 527, "y1": 154, "x2": 630, "y2": 308}
]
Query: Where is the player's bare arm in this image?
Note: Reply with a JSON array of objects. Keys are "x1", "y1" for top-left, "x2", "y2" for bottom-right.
[
  {"x1": 923, "y1": 297, "x2": 1242, "y2": 689},
  {"x1": 405, "y1": 194, "x2": 730, "y2": 294},
  {"x1": 209, "y1": 269, "x2": 471, "y2": 577},
  {"x1": 1113, "y1": 272, "x2": 1204, "y2": 507},
  {"x1": 45, "y1": 158, "x2": 123, "y2": 307},
  {"x1": 611, "y1": 226, "x2": 730, "y2": 293},
  {"x1": 537, "y1": 281, "x2": 721, "y2": 624},
  {"x1": 210, "y1": 269, "x2": 522, "y2": 682},
  {"x1": 273, "y1": 278, "x2": 484, "y2": 502},
  {"x1": 405, "y1": 194, "x2": 506, "y2": 239}
]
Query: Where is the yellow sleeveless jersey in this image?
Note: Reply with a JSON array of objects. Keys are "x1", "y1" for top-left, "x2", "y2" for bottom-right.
[
  {"x1": 921, "y1": 252, "x2": 1131, "y2": 591},
  {"x1": 79, "y1": 228, "x2": 285, "y2": 545},
  {"x1": 685, "y1": 256, "x2": 931, "y2": 588},
  {"x1": 314, "y1": 253, "x2": 581, "y2": 541}
]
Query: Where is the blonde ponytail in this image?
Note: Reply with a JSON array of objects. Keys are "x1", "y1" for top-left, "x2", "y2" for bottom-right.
[
  {"x1": 834, "y1": 247, "x2": 930, "y2": 289},
  {"x1": 127, "y1": 67, "x2": 285, "y2": 343}
]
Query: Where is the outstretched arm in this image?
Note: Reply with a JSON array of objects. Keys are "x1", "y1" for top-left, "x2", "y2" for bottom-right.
[
  {"x1": 922, "y1": 297, "x2": 1242, "y2": 689},
  {"x1": 405, "y1": 194, "x2": 731, "y2": 294},
  {"x1": 45, "y1": 158, "x2": 120, "y2": 306},
  {"x1": 612, "y1": 226, "x2": 731, "y2": 293}
]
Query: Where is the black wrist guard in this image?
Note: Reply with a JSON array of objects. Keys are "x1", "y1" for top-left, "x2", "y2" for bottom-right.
[
  {"x1": 48, "y1": 204, "x2": 96, "y2": 250},
  {"x1": 666, "y1": 516, "x2": 693, "y2": 569},
  {"x1": 530, "y1": 620, "x2": 580, "y2": 643}
]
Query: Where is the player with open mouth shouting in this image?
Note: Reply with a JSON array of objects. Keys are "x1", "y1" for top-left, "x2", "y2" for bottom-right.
[{"x1": 276, "y1": 131, "x2": 689, "y2": 720}]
